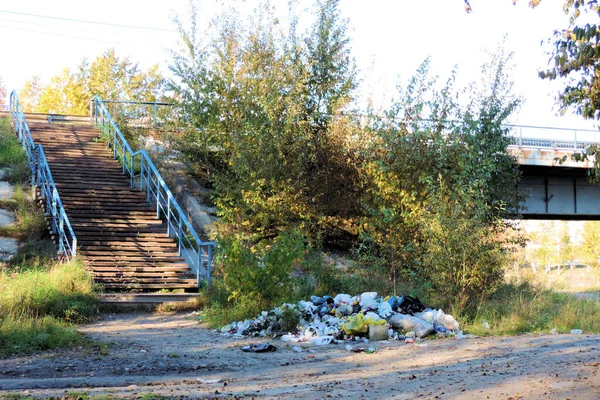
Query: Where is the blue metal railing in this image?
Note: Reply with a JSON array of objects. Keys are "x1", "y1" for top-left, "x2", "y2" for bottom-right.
[
  {"x1": 9, "y1": 91, "x2": 77, "y2": 260},
  {"x1": 93, "y1": 100, "x2": 175, "y2": 129},
  {"x1": 89, "y1": 95, "x2": 216, "y2": 288}
]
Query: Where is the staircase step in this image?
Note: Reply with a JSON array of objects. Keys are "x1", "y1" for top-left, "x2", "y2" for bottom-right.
[{"x1": 102, "y1": 283, "x2": 197, "y2": 289}]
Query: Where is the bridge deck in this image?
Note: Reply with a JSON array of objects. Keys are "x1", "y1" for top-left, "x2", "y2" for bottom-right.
[{"x1": 29, "y1": 122, "x2": 196, "y2": 290}]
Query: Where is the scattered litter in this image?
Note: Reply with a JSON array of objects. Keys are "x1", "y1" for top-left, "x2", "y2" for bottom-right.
[
  {"x1": 198, "y1": 378, "x2": 223, "y2": 384},
  {"x1": 219, "y1": 292, "x2": 465, "y2": 346},
  {"x1": 345, "y1": 344, "x2": 353, "y2": 352},
  {"x1": 241, "y1": 343, "x2": 277, "y2": 353},
  {"x1": 550, "y1": 327, "x2": 558, "y2": 335},
  {"x1": 349, "y1": 347, "x2": 378, "y2": 354},
  {"x1": 140, "y1": 349, "x2": 147, "y2": 353},
  {"x1": 570, "y1": 329, "x2": 583, "y2": 335},
  {"x1": 292, "y1": 346, "x2": 303, "y2": 353}
]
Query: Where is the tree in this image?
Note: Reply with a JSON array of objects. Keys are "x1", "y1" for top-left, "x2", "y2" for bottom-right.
[
  {"x1": 169, "y1": 0, "x2": 361, "y2": 244},
  {"x1": 581, "y1": 221, "x2": 600, "y2": 267},
  {"x1": 558, "y1": 222, "x2": 574, "y2": 268},
  {"x1": 20, "y1": 76, "x2": 44, "y2": 113},
  {"x1": 360, "y1": 49, "x2": 524, "y2": 307},
  {"x1": 539, "y1": 1, "x2": 600, "y2": 119},
  {"x1": 34, "y1": 49, "x2": 164, "y2": 115},
  {"x1": 37, "y1": 68, "x2": 87, "y2": 114},
  {"x1": 0, "y1": 77, "x2": 6, "y2": 111}
]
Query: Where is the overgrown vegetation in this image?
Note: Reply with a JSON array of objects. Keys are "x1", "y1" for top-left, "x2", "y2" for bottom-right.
[{"x1": 169, "y1": 0, "x2": 525, "y2": 321}]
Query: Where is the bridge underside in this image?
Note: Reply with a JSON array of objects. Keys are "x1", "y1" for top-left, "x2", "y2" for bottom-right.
[{"x1": 519, "y1": 165, "x2": 600, "y2": 220}]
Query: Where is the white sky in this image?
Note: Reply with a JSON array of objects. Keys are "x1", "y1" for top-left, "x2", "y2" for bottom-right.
[{"x1": 0, "y1": 0, "x2": 596, "y2": 130}]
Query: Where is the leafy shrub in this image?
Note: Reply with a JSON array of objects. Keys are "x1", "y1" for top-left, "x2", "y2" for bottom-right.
[{"x1": 216, "y1": 229, "x2": 305, "y2": 306}]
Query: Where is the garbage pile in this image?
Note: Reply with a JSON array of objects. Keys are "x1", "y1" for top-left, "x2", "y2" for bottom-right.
[{"x1": 218, "y1": 292, "x2": 468, "y2": 345}]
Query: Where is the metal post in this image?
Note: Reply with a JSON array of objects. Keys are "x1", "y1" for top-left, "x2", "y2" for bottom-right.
[
  {"x1": 167, "y1": 196, "x2": 171, "y2": 236},
  {"x1": 154, "y1": 102, "x2": 158, "y2": 128},
  {"x1": 207, "y1": 245, "x2": 213, "y2": 290},
  {"x1": 178, "y1": 216, "x2": 183, "y2": 256},
  {"x1": 574, "y1": 130, "x2": 578, "y2": 150},
  {"x1": 519, "y1": 126, "x2": 523, "y2": 147},
  {"x1": 130, "y1": 152, "x2": 134, "y2": 187}
]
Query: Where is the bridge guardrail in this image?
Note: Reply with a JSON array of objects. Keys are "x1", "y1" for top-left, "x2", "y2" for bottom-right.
[
  {"x1": 89, "y1": 95, "x2": 216, "y2": 288},
  {"x1": 506, "y1": 124, "x2": 600, "y2": 151},
  {"x1": 9, "y1": 91, "x2": 77, "y2": 260}
]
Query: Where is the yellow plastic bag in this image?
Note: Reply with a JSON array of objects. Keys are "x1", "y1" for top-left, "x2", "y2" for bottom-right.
[{"x1": 341, "y1": 313, "x2": 387, "y2": 335}]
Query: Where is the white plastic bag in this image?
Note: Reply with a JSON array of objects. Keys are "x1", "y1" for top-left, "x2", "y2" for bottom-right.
[
  {"x1": 389, "y1": 314, "x2": 434, "y2": 338},
  {"x1": 359, "y1": 292, "x2": 379, "y2": 310},
  {"x1": 334, "y1": 293, "x2": 353, "y2": 306}
]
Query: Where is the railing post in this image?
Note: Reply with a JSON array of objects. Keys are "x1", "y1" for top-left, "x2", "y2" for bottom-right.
[
  {"x1": 207, "y1": 245, "x2": 213, "y2": 290},
  {"x1": 167, "y1": 196, "x2": 171, "y2": 236},
  {"x1": 519, "y1": 126, "x2": 523, "y2": 147},
  {"x1": 574, "y1": 130, "x2": 578, "y2": 150},
  {"x1": 178, "y1": 215, "x2": 183, "y2": 256}
]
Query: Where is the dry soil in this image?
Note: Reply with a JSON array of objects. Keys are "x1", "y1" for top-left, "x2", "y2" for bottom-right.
[{"x1": 1, "y1": 312, "x2": 599, "y2": 399}]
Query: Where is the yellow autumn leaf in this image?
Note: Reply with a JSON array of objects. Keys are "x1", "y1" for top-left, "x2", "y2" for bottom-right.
[{"x1": 529, "y1": 0, "x2": 541, "y2": 8}]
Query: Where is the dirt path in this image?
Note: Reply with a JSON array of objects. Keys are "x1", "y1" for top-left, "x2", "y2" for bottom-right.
[{"x1": 1, "y1": 312, "x2": 599, "y2": 399}]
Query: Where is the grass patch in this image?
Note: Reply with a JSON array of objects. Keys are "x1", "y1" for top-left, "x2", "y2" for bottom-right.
[
  {"x1": 457, "y1": 282, "x2": 600, "y2": 336},
  {"x1": 0, "y1": 260, "x2": 98, "y2": 322},
  {"x1": 0, "y1": 185, "x2": 47, "y2": 243},
  {"x1": 0, "y1": 260, "x2": 98, "y2": 356},
  {"x1": 0, "y1": 315, "x2": 84, "y2": 356},
  {"x1": 0, "y1": 117, "x2": 29, "y2": 183}
]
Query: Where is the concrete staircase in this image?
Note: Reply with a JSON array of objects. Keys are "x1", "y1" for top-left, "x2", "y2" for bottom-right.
[{"x1": 29, "y1": 122, "x2": 197, "y2": 290}]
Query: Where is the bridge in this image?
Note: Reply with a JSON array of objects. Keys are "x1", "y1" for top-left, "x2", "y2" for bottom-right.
[
  {"x1": 8, "y1": 92, "x2": 215, "y2": 292},
  {"x1": 507, "y1": 124, "x2": 600, "y2": 220}
]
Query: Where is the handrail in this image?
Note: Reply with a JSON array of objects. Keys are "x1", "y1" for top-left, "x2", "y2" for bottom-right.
[
  {"x1": 9, "y1": 91, "x2": 77, "y2": 260},
  {"x1": 91, "y1": 99, "x2": 175, "y2": 129},
  {"x1": 89, "y1": 95, "x2": 216, "y2": 288},
  {"x1": 505, "y1": 124, "x2": 600, "y2": 152}
]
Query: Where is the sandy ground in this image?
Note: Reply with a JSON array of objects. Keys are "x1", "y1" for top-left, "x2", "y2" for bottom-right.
[{"x1": 1, "y1": 312, "x2": 599, "y2": 399}]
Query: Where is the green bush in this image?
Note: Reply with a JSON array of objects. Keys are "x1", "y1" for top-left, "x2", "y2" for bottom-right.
[{"x1": 217, "y1": 230, "x2": 305, "y2": 304}]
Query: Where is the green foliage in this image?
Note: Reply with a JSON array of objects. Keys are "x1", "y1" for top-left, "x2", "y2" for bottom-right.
[
  {"x1": 359, "y1": 50, "x2": 523, "y2": 307},
  {"x1": 539, "y1": 1, "x2": 600, "y2": 119},
  {"x1": 216, "y1": 229, "x2": 305, "y2": 305},
  {"x1": 169, "y1": 0, "x2": 361, "y2": 244},
  {"x1": 172, "y1": 2, "x2": 524, "y2": 310}
]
